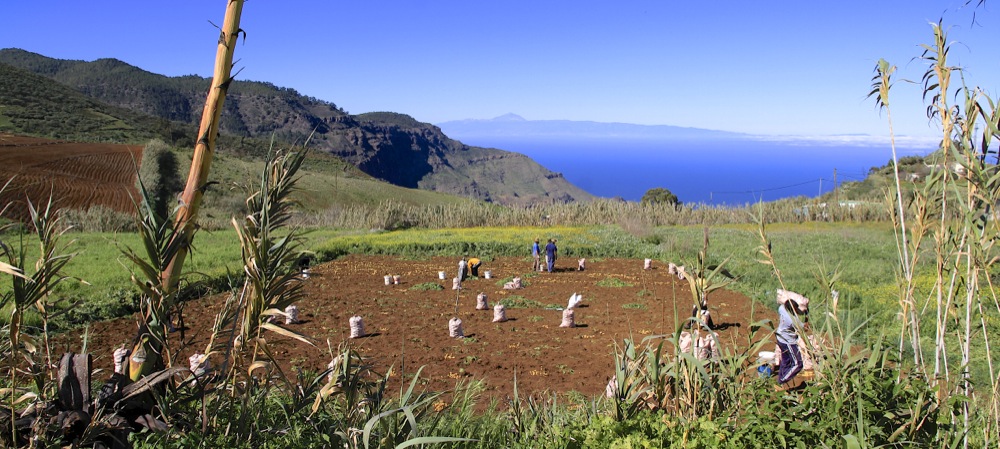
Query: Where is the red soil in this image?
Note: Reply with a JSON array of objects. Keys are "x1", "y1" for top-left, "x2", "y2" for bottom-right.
[
  {"x1": 0, "y1": 134, "x2": 140, "y2": 221},
  {"x1": 68, "y1": 255, "x2": 774, "y2": 400}
]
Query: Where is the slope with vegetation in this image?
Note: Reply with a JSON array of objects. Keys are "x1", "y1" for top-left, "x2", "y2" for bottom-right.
[
  {"x1": 0, "y1": 62, "x2": 193, "y2": 144},
  {"x1": 0, "y1": 48, "x2": 594, "y2": 205}
]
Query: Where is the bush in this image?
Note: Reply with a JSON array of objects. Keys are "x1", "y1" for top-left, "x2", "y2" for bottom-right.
[
  {"x1": 60, "y1": 205, "x2": 135, "y2": 232},
  {"x1": 137, "y1": 139, "x2": 182, "y2": 220}
]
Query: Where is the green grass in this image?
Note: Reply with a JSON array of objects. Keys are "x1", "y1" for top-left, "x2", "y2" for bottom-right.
[
  {"x1": 596, "y1": 276, "x2": 633, "y2": 288},
  {"x1": 498, "y1": 296, "x2": 544, "y2": 309},
  {"x1": 409, "y1": 282, "x2": 444, "y2": 291},
  {"x1": 0, "y1": 226, "x2": 345, "y2": 329},
  {"x1": 0, "y1": 222, "x2": 908, "y2": 333}
]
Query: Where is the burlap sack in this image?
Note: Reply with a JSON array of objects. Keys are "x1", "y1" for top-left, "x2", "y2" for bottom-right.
[
  {"x1": 188, "y1": 353, "x2": 210, "y2": 377},
  {"x1": 349, "y1": 315, "x2": 365, "y2": 338},
  {"x1": 113, "y1": 347, "x2": 129, "y2": 375},
  {"x1": 696, "y1": 334, "x2": 717, "y2": 360},
  {"x1": 560, "y1": 308, "x2": 576, "y2": 328},
  {"x1": 503, "y1": 277, "x2": 523, "y2": 290},
  {"x1": 449, "y1": 317, "x2": 464, "y2": 338},
  {"x1": 679, "y1": 331, "x2": 693, "y2": 354},
  {"x1": 567, "y1": 293, "x2": 583, "y2": 309},
  {"x1": 476, "y1": 293, "x2": 489, "y2": 310},
  {"x1": 492, "y1": 304, "x2": 507, "y2": 322},
  {"x1": 285, "y1": 304, "x2": 300, "y2": 324}
]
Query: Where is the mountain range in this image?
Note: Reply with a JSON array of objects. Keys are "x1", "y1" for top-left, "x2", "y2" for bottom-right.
[
  {"x1": 0, "y1": 48, "x2": 593, "y2": 206},
  {"x1": 438, "y1": 113, "x2": 745, "y2": 141}
]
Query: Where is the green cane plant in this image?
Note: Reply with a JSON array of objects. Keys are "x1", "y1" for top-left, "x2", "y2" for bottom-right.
[
  {"x1": 118, "y1": 174, "x2": 187, "y2": 381},
  {"x1": 607, "y1": 338, "x2": 651, "y2": 422},
  {"x1": 310, "y1": 345, "x2": 474, "y2": 449},
  {"x1": 207, "y1": 147, "x2": 315, "y2": 442},
  {"x1": 870, "y1": 12, "x2": 1000, "y2": 445},
  {"x1": 0, "y1": 195, "x2": 80, "y2": 445},
  {"x1": 681, "y1": 227, "x2": 735, "y2": 331}
]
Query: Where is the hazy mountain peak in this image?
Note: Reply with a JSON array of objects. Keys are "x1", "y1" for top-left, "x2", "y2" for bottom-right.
[{"x1": 492, "y1": 113, "x2": 526, "y2": 121}]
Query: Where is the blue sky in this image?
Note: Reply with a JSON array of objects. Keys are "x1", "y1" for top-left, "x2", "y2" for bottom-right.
[{"x1": 3, "y1": 1, "x2": 998, "y2": 145}]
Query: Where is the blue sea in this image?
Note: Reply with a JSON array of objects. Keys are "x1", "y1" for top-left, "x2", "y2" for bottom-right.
[{"x1": 470, "y1": 137, "x2": 933, "y2": 205}]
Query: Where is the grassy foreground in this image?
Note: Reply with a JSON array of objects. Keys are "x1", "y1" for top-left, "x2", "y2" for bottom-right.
[{"x1": 3, "y1": 223, "x2": 902, "y2": 332}]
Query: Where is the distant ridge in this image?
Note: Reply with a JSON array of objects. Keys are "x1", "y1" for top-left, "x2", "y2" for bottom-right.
[
  {"x1": 0, "y1": 49, "x2": 594, "y2": 206},
  {"x1": 438, "y1": 114, "x2": 746, "y2": 140}
]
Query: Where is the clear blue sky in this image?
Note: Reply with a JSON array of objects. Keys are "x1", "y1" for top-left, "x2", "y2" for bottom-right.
[{"x1": 3, "y1": 1, "x2": 998, "y2": 144}]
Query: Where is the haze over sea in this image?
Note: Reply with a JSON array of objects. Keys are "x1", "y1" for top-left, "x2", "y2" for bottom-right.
[{"x1": 455, "y1": 136, "x2": 933, "y2": 205}]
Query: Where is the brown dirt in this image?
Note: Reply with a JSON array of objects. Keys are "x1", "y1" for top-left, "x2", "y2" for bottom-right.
[
  {"x1": 0, "y1": 133, "x2": 140, "y2": 221},
  {"x1": 68, "y1": 255, "x2": 774, "y2": 400}
]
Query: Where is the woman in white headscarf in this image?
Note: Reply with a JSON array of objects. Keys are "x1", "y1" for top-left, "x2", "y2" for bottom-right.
[{"x1": 775, "y1": 289, "x2": 809, "y2": 391}]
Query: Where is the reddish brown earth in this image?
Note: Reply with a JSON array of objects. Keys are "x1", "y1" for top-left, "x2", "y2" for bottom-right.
[
  {"x1": 69, "y1": 255, "x2": 775, "y2": 400},
  {"x1": 0, "y1": 134, "x2": 140, "y2": 221}
]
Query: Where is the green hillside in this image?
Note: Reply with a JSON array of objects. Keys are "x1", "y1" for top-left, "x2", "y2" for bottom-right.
[
  {"x1": 0, "y1": 48, "x2": 595, "y2": 205},
  {"x1": 0, "y1": 61, "x2": 477, "y2": 221},
  {"x1": 0, "y1": 62, "x2": 193, "y2": 144}
]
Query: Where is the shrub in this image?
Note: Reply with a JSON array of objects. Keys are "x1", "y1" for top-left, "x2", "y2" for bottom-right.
[
  {"x1": 60, "y1": 205, "x2": 135, "y2": 232},
  {"x1": 410, "y1": 282, "x2": 444, "y2": 291},
  {"x1": 597, "y1": 277, "x2": 633, "y2": 288}
]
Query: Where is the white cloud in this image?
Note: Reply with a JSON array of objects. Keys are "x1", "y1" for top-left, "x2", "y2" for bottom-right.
[{"x1": 749, "y1": 134, "x2": 940, "y2": 151}]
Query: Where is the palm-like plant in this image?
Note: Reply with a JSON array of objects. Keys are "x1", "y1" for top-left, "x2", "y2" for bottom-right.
[
  {"x1": 118, "y1": 175, "x2": 187, "y2": 380},
  {"x1": 228, "y1": 148, "x2": 314, "y2": 373}
]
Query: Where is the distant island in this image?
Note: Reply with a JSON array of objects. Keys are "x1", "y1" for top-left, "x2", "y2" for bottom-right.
[
  {"x1": 437, "y1": 114, "x2": 745, "y2": 141},
  {"x1": 438, "y1": 114, "x2": 939, "y2": 149}
]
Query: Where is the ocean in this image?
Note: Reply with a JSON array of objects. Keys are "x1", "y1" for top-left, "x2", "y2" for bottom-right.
[{"x1": 466, "y1": 137, "x2": 933, "y2": 205}]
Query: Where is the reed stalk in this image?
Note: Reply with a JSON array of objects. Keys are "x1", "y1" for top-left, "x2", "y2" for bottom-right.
[{"x1": 126, "y1": 0, "x2": 245, "y2": 382}]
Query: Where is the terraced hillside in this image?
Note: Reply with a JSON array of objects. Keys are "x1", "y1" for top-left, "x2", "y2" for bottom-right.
[{"x1": 0, "y1": 133, "x2": 140, "y2": 221}]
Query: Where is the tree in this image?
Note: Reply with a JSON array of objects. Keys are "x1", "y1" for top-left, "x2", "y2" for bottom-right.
[
  {"x1": 137, "y1": 139, "x2": 182, "y2": 220},
  {"x1": 640, "y1": 187, "x2": 680, "y2": 207}
]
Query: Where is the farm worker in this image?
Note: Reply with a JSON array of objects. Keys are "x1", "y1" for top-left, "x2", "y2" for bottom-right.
[
  {"x1": 296, "y1": 255, "x2": 311, "y2": 279},
  {"x1": 458, "y1": 256, "x2": 468, "y2": 281},
  {"x1": 545, "y1": 239, "x2": 558, "y2": 273},
  {"x1": 688, "y1": 301, "x2": 715, "y2": 330},
  {"x1": 468, "y1": 257, "x2": 482, "y2": 277},
  {"x1": 775, "y1": 289, "x2": 809, "y2": 391},
  {"x1": 531, "y1": 238, "x2": 541, "y2": 272}
]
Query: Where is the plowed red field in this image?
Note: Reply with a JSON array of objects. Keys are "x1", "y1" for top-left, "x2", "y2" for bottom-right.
[
  {"x1": 69, "y1": 255, "x2": 773, "y2": 400},
  {"x1": 0, "y1": 134, "x2": 140, "y2": 221}
]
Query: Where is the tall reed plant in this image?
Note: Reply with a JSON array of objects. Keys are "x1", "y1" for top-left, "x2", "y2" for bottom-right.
[{"x1": 870, "y1": 12, "x2": 1000, "y2": 446}]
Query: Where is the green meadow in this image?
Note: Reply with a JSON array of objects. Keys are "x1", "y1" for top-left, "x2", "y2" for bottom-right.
[{"x1": 3, "y1": 221, "x2": 908, "y2": 345}]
